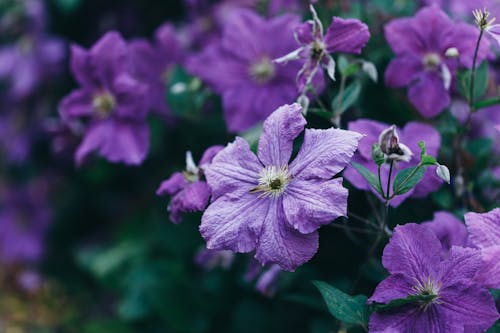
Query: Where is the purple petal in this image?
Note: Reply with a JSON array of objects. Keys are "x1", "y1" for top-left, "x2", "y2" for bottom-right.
[
  {"x1": 204, "y1": 137, "x2": 261, "y2": 200},
  {"x1": 200, "y1": 193, "x2": 267, "y2": 252},
  {"x1": 465, "y1": 208, "x2": 500, "y2": 248},
  {"x1": 156, "y1": 172, "x2": 187, "y2": 196},
  {"x1": 75, "y1": 119, "x2": 150, "y2": 166},
  {"x1": 368, "y1": 274, "x2": 415, "y2": 304},
  {"x1": 384, "y1": 17, "x2": 425, "y2": 55},
  {"x1": 408, "y1": 71, "x2": 450, "y2": 118},
  {"x1": 382, "y1": 223, "x2": 441, "y2": 280},
  {"x1": 475, "y1": 246, "x2": 500, "y2": 289},
  {"x1": 450, "y1": 23, "x2": 490, "y2": 68},
  {"x1": 347, "y1": 119, "x2": 388, "y2": 160},
  {"x1": 257, "y1": 103, "x2": 306, "y2": 167},
  {"x1": 294, "y1": 21, "x2": 314, "y2": 45},
  {"x1": 112, "y1": 74, "x2": 150, "y2": 120},
  {"x1": 384, "y1": 55, "x2": 422, "y2": 88},
  {"x1": 324, "y1": 17, "x2": 370, "y2": 54},
  {"x1": 199, "y1": 145, "x2": 225, "y2": 166},
  {"x1": 168, "y1": 181, "x2": 211, "y2": 223},
  {"x1": 440, "y1": 282, "x2": 499, "y2": 331},
  {"x1": 89, "y1": 31, "x2": 129, "y2": 87},
  {"x1": 69, "y1": 44, "x2": 99, "y2": 88},
  {"x1": 296, "y1": 56, "x2": 321, "y2": 92},
  {"x1": 437, "y1": 246, "x2": 482, "y2": 287},
  {"x1": 289, "y1": 128, "x2": 363, "y2": 179},
  {"x1": 59, "y1": 89, "x2": 93, "y2": 120},
  {"x1": 283, "y1": 178, "x2": 347, "y2": 233},
  {"x1": 255, "y1": 199, "x2": 318, "y2": 271},
  {"x1": 422, "y1": 212, "x2": 468, "y2": 254}
]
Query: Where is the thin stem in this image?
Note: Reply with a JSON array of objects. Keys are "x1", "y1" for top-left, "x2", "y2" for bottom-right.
[
  {"x1": 387, "y1": 163, "x2": 423, "y2": 200},
  {"x1": 331, "y1": 75, "x2": 347, "y2": 126},
  {"x1": 386, "y1": 161, "x2": 394, "y2": 203},
  {"x1": 468, "y1": 29, "x2": 484, "y2": 113},
  {"x1": 377, "y1": 165, "x2": 384, "y2": 198}
]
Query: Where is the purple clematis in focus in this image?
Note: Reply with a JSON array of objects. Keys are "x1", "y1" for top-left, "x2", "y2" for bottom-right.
[
  {"x1": 200, "y1": 103, "x2": 363, "y2": 271},
  {"x1": 384, "y1": 6, "x2": 489, "y2": 117},
  {"x1": 343, "y1": 119, "x2": 443, "y2": 207},
  {"x1": 421, "y1": 211, "x2": 468, "y2": 256},
  {"x1": 186, "y1": 10, "x2": 307, "y2": 132},
  {"x1": 275, "y1": 5, "x2": 370, "y2": 93},
  {"x1": 465, "y1": 208, "x2": 500, "y2": 289},
  {"x1": 59, "y1": 31, "x2": 151, "y2": 166},
  {"x1": 157, "y1": 145, "x2": 224, "y2": 223},
  {"x1": 368, "y1": 223, "x2": 499, "y2": 333}
]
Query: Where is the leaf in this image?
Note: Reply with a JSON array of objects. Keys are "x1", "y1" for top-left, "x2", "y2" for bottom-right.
[
  {"x1": 457, "y1": 61, "x2": 489, "y2": 101},
  {"x1": 313, "y1": 281, "x2": 369, "y2": 327},
  {"x1": 371, "y1": 143, "x2": 385, "y2": 166},
  {"x1": 418, "y1": 141, "x2": 426, "y2": 158},
  {"x1": 308, "y1": 108, "x2": 332, "y2": 120},
  {"x1": 392, "y1": 166, "x2": 426, "y2": 195},
  {"x1": 332, "y1": 81, "x2": 362, "y2": 115},
  {"x1": 420, "y1": 155, "x2": 437, "y2": 166},
  {"x1": 371, "y1": 294, "x2": 438, "y2": 312},
  {"x1": 351, "y1": 162, "x2": 383, "y2": 196}
]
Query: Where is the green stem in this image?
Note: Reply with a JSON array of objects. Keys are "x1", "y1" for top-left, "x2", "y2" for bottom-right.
[
  {"x1": 468, "y1": 29, "x2": 484, "y2": 112},
  {"x1": 331, "y1": 75, "x2": 347, "y2": 126},
  {"x1": 388, "y1": 163, "x2": 423, "y2": 200},
  {"x1": 385, "y1": 161, "x2": 394, "y2": 203},
  {"x1": 377, "y1": 165, "x2": 384, "y2": 198}
]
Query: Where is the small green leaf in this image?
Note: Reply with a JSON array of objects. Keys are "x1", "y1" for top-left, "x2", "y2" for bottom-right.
[
  {"x1": 372, "y1": 143, "x2": 385, "y2": 166},
  {"x1": 418, "y1": 141, "x2": 426, "y2": 158},
  {"x1": 420, "y1": 155, "x2": 437, "y2": 166},
  {"x1": 332, "y1": 81, "x2": 362, "y2": 115},
  {"x1": 337, "y1": 56, "x2": 349, "y2": 74},
  {"x1": 371, "y1": 294, "x2": 438, "y2": 313},
  {"x1": 313, "y1": 281, "x2": 369, "y2": 327},
  {"x1": 457, "y1": 61, "x2": 489, "y2": 101},
  {"x1": 308, "y1": 108, "x2": 332, "y2": 120},
  {"x1": 392, "y1": 166, "x2": 426, "y2": 195},
  {"x1": 351, "y1": 162, "x2": 383, "y2": 196}
]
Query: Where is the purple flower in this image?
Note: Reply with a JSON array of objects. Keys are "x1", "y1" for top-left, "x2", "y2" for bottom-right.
[
  {"x1": 59, "y1": 31, "x2": 151, "y2": 166},
  {"x1": 368, "y1": 223, "x2": 499, "y2": 333},
  {"x1": 255, "y1": 264, "x2": 282, "y2": 297},
  {"x1": 0, "y1": 32, "x2": 65, "y2": 100},
  {"x1": 129, "y1": 23, "x2": 184, "y2": 118},
  {"x1": 465, "y1": 208, "x2": 500, "y2": 289},
  {"x1": 0, "y1": 180, "x2": 52, "y2": 265},
  {"x1": 194, "y1": 247, "x2": 235, "y2": 271},
  {"x1": 275, "y1": 5, "x2": 370, "y2": 92},
  {"x1": 343, "y1": 119, "x2": 443, "y2": 207},
  {"x1": 384, "y1": 6, "x2": 489, "y2": 117},
  {"x1": 157, "y1": 145, "x2": 224, "y2": 223},
  {"x1": 422, "y1": 211, "x2": 467, "y2": 255},
  {"x1": 200, "y1": 103, "x2": 362, "y2": 271},
  {"x1": 186, "y1": 10, "x2": 306, "y2": 132}
]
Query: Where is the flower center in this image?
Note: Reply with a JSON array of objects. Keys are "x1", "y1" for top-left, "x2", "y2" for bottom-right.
[
  {"x1": 412, "y1": 277, "x2": 441, "y2": 310},
  {"x1": 422, "y1": 53, "x2": 441, "y2": 69},
  {"x1": 250, "y1": 57, "x2": 276, "y2": 84},
  {"x1": 250, "y1": 165, "x2": 291, "y2": 198},
  {"x1": 311, "y1": 40, "x2": 326, "y2": 60},
  {"x1": 92, "y1": 91, "x2": 116, "y2": 119}
]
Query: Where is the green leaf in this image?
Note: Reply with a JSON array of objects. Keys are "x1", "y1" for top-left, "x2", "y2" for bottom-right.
[
  {"x1": 332, "y1": 81, "x2": 362, "y2": 115},
  {"x1": 313, "y1": 281, "x2": 369, "y2": 327},
  {"x1": 337, "y1": 56, "x2": 349, "y2": 74},
  {"x1": 372, "y1": 143, "x2": 385, "y2": 166},
  {"x1": 457, "y1": 61, "x2": 489, "y2": 101},
  {"x1": 420, "y1": 155, "x2": 437, "y2": 166},
  {"x1": 52, "y1": 0, "x2": 81, "y2": 13},
  {"x1": 371, "y1": 294, "x2": 438, "y2": 312},
  {"x1": 418, "y1": 141, "x2": 426, "y2": 158},
  {"x1": 392, "y1": 166, "x2": 426, "y2": 195},
  {"x1": 308, "y1": 108, "x2": 332, "y2": 120},
  {"x1": 351, "y1": 162, "x2": 383, "y2": 196}
]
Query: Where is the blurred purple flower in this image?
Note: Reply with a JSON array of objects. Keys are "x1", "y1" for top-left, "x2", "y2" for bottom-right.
[
  {"x1": 275, "y1": 5, "x2": 370, "y2": 92},
  {"x1": 195, "y1": 247, "x2": 235, "y2": 270},
  {"x1": 129, "y1": 23, "x2": 184, "y2": 118},
  {"x1": 255, "y1": 264, "x2": 282, "y2": 297},
  {"x1": 0, "y1": 180, "x2": 51, "y2": 265},
  {"x1": 200, "y1": 104, "x2": 362, "y2": 271},
  {"x1": 384, "y1": 6, "x2": 489, "y2": 117},
  {"x1": 343, "y1": 119, "x2": 443, "y2": 207},
  {"x1": 186, "y1": 10, "x2": 306, "y2": 132},
  {"x1": 157, "y1": 145, "x2": 224, "y2": 223},
  {"x1": 59, "y1": 31, "x2": 151, "y2": 166},
  {"x1": 465, "y1": 208, "x2": 500, "y2": 289},
  {"x1": 368, "y1": 223, "x2": 499, "y2": 333},
  {"x1": 0, "y1": 32, "x2": 65, "y2": 100},
  {"x1": 422, "y1": 0, "x2": 500, "y2": 23},
  {"x1": 422, "y1": 211, "x2": 467, "y2": 256}
]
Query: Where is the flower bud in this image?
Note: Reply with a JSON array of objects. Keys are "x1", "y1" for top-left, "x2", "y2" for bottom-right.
[
  {"x1": 378, "y1": 125, "x2": 413, "y2": 163},
  {"x1": 445, "y1": 47, "x2": 459, "y2": 58},
  {"x1": 436, "y1": 164, "x2": 451, "y2": 184}
]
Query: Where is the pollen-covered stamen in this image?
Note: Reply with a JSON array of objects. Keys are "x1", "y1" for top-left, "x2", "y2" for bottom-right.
[
  {"x1": 250, "y1": 165, "x2": 291, "y2": 198},
  {"x1": 412, "y1": 277, "x2": 442, "y2": 310},
  {"x1": 422, "y1": 53, "x2": 441, "y2": 70},
  {"x1": 250, "y1": 57, "x2": 276, "y2": 84},
  {"x1": 473, "y1": 8, "x2": 496, "y2": 30},
  {"x1": 311, "y1": 40, "x2": 326, "y2": 60},
  {"x1": 92, "y1": 91, "x2": 116, "y2": 119}
]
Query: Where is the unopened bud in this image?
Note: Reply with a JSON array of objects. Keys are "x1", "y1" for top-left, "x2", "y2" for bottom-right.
[
  {"x1": 445, "y1": 47, "x2": 459, "y2": 58},
  {"x1": 436, "y1": 164, "x2": 451, "y2": 184},
  {"x1": 378, "y1": 125, "x2": 413, "y2": 163}
]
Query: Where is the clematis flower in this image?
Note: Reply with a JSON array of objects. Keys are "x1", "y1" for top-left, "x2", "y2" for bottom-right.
[
  {"x1": 200, "y1": 103, "x2": 362, "y2": 271},
  {"x1": 59, "y1": 31, "x2": 151, "y2": 166},
  {"x1": 129, "y1": 23, "x2": 184, "y2": 118},
  {"x1": 384, "y1": 6, "x2": 490, "y2": 117},
  {"x1": 186, "y1": 10, "x2": 308, "y2": 132},
  {"x1": 275, "y1": 5, "x2": 370, "y2": 93},
  {"x1": 343, "y1": 119, "x2": 443, "y2": 207},
  {"x1": 157, "y1": 145, "x2": 224, "y2": 223},
  {"x1": 255, "y1": 264, "x2": 282, "y2": 297},
  {"x1": 368, "y1": 223, "x2": 499, "y2": 333},
  {"x1": 465, "y1": 208, "x2": 500, "y2": 289},
  {"x1": 422, "y1": 211, "x2": 467, "y2": 256}
]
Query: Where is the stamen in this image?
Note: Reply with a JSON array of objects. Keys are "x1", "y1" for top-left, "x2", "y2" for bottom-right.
[
  {"x1": 250, "y1": 57, "x2": 276, "y2": 84},
  {"x1": 92, "y1": 91, "x2": 116, "y2": 119},
  {"x1": 250, "y1": 165, "x2": 291, "y2": 198}
]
